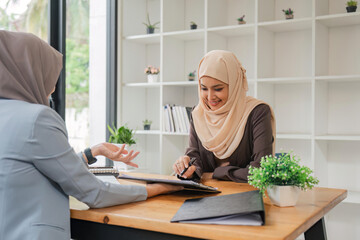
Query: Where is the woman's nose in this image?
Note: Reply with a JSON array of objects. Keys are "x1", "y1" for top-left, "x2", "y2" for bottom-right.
[{"x1": 208, "y1": 90, "x2": 216, "y2": 100}]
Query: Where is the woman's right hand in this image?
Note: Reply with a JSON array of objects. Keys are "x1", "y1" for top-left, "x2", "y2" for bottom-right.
[
  {"x1": 172, "y1": 156, "x2": 196, "y2": 179},
  {"x1": 146, "y1": 183, "x2": 183, "y2": 198}
]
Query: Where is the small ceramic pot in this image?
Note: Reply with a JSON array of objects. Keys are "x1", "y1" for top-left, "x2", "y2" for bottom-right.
[
  {"x1": 285, "y1": 14, "x2": 294, "y2": 20},
  {"x1": 190, "y1": 24, "x2": 197, "y2": 30},
  {"x1": 143, "y1": 124, "x2": 151, "y2": 130},
  {"x1": 147, "y1": 27, "x2": 155, "y2": 34},
  {"x1": 267, "y1": 185, "x2": 300, "y2": 207},
  {"x1": 346, "y1": 6, "x2": 357, "y2": 12},
  {"x1": 147, "y1": 74, "x2": 158, "y2": 83}
]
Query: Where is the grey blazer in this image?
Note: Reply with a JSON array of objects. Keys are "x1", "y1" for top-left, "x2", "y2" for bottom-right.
[{"x1": 0, "y1": 99, "x2": 147, "y2": 240}]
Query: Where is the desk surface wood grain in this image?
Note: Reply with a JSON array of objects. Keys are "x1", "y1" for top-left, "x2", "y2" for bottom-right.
[{"x1": 70, "y1": 172, "x2": 347, "y2": 240}]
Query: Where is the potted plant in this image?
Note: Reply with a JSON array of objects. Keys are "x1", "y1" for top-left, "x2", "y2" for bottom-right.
[
  {"x1": 248, "y1": 152, "x2": 319, "y2": 207},
  {"x1": 144, "y1": 65, "x2": 160, "y2": 83},
  {"x1": 237, "y1": 15, "x2": 246, "y2": 24},
  {"x1": 190, "y1": 21, "x2": 197, "y2": 30},
  {"x1": 188, "y1": 70, "x2": 196, "y2": 81},
  {"x1": 282, "y1": 8, "x2": 294, "y2": 20},
  {"x1": 142, "y1": 119, "x2": 152, "y2": 130},
  {"x1": 346, "y1": 0, "x2": 357, "y2": 12},
  {"x1": 143, "y1": 13, "x2": 160, "y2": 34}
]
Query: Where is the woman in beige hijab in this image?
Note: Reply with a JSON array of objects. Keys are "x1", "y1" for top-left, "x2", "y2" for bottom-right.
[
  {"x1": 0, "y1": 30, "x2": 181, "y2": 240},
  {"x1": 173, "y1": 50, "x2": 275, "y2": 183}
]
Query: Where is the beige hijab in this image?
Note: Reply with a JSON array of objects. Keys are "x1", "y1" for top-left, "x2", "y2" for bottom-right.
[
  {"x1": 192, "y1": 50, "x2": 276, "y2": 159},
  {"x1": 0, "y1": 30, "x2": 62, "y2": 106}
]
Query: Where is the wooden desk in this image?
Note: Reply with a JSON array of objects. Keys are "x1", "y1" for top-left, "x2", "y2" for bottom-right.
[{"x1": 70, "y1": 173, "x2": 347, "y2": 240}]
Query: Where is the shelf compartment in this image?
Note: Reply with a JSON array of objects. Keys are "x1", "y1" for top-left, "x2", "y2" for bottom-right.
[
  {"x1": 258, "y1": 0, "x2": 312, "y2": 23},
  {"x1": 207, "y1": 0, "x2": 255, "y2": 28},
  {"x1": 132, "y1": 134, "x2": 161, "y2": 174},
  {"x1": 275, "y1": 139, "x2": 312, "y2": 167},
  {"x1": 315, "y1": 21, "x2": 360, "y2": 76},
  {"x1": 258, "y1": 82, "x2": 312, "y2": 135},
  {"x1": 207, "y1": 31, "x2": 255, "y2": 79},
  {"x1": 257, "y1": 27, "x2": 312, "y2": 78},
  {"x1": 122, "y1": 40, "x2": 160, "y2": 84},
  {"x1": 258, "y1": 18, "x2": 312, "y2": 32},
  {"x1": 163, "y1": 85, "x2": 198, "y2": 110},
  {"x1": 163, "y1": 35, "x2": 205, "y2": 83},
  {"x1": 121, "y1": 87, "x2": 160, "y2": 131},
  {"x1": 315, "y1": 81, "x2": 360, "y2": 136},
  {"x1": 122, "y1": 0, "x2": 160, "y2": 37},
  {"x1": 161, "y1": 135, "x2": 189, "y2": 174},
  {"x1": 163, "y1": 0, "x2": 204, "y2": 32},
  {"x1": 315, "y1": 0, "x2": 359, "y2": 17}
]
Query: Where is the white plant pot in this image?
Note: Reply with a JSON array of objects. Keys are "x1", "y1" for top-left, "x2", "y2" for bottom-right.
[
  {"x1": 147, "y1": 74, "x2": 158, "y2": 83},
  {"x1": 267, "y1": 185, "x2": 300, "y2": 207},
  {"x1": 113, "y1": 144, "x2": 136, "y2": 172}
]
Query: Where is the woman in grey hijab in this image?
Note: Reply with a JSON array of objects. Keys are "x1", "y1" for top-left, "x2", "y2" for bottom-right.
[{"x1": 0, "y1": 30, "x2": 181, "y2": 240}]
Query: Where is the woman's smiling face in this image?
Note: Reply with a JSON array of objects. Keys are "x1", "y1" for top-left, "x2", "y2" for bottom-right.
[{"x1": 200, "y1": 76, "x2": 229, "y2": 111}]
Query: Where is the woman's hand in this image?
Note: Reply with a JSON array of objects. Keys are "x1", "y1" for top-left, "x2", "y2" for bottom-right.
[
  {"x1": 146, "y1": 183, "x2": 183, "y2": 198},
  {"x1": 91, "y1": 143, "x2": 140, "y2": 168},
  {"x1": 172, "y1": 155, "x2": 196, "y2": 179}
]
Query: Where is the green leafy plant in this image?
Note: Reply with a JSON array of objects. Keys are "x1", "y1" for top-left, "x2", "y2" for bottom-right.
[
  {"x1": 107, "y1": 123, "x2": 136, "y2": 146},
  {"x1": 237, "y1": 15, "x2": 245, "y2": 21},
  {"x1": 143, "y1": 12, "x2": 160, "y2": 29},
  {"x1": 190, "y1": 21, "x2": 197, "y2": 26},
  {"x1": 188, "y1": 70, "x2": 196, "y2": 77},
  {"x1": 142, "y1": 119, "x2": 152, "y2": 125},
  {"x1": 248, "y1": 152, "x2": 319, "y2": 196},
  {"x1": 347, "y1": 0, "x2": 357, "y2": 6},
  {"x1": 282, "y1": 8, "x2": 294, "y2": 15}
]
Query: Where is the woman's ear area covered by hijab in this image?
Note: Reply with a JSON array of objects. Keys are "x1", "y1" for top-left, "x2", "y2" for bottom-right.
[{"x1": 0, "y1": 30, "x2": 63, "y2": 106}]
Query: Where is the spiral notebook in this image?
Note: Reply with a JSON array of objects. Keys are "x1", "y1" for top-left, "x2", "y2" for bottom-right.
[{"x1": 89, "y1": 167, "x2": 119, "y2": 177}]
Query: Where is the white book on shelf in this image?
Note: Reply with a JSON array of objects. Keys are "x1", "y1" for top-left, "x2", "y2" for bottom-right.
[
  {"x1": 168, "y1": 104, "x2": 175, "y2": 132},
  {"x1": 176, "y1": 105, "x2": 186, "y2": 133},
  {"x1": 181, "y1": 106, "x2": 190, "y2": 133},
  {"x1": 163, "y1": 105, "x2": 170, "y2": 132},
  {"x1": 171, "y1": 105, "x2": 181, "y2": 132}
]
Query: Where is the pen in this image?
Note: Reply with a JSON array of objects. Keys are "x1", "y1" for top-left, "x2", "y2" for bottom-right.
[{"x1": 180, "y1": 157, "x2": 196, "y2": 177}]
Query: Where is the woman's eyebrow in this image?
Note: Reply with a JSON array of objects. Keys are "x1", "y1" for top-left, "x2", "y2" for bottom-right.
[{"x1": 200, "y1": 84, "x2": 224, "y2": 88}]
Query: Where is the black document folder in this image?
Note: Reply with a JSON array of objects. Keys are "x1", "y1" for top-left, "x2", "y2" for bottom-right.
[
  {"x1": 171, "y1": 190, "x2": 265, "y2": 226},
  {"x1": 118, "y1": 174, "x2": 221, "y2": 193}
]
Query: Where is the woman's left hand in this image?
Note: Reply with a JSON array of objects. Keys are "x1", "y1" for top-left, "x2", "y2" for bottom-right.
[{"x1": 91, "y1": 143, "x2": 140, "y2": 168}]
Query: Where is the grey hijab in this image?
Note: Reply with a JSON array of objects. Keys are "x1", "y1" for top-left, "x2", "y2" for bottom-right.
[{"x1": 0, "y1": 30, "x2": 62, "y2": 106}]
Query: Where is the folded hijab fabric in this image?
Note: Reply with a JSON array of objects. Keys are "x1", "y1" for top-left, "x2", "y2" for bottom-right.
[
  {"x1": 0, "y1": 30, "x2": 63, "y2": 106},
  {"x1": 192, "y1": 50, "x2": 276, "y2": 159}
]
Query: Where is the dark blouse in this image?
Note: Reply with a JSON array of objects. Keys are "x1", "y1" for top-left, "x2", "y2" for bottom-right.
[{"x1": 185, "y1": 104, "x2": 274, "y2": 183}]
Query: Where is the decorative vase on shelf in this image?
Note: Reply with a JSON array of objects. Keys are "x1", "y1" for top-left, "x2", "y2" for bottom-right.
[
  {"x1": 346, "y1": 6, "x2": 357, "y2": 12},
  {"x1": 267, "y1": 185, "x2": 300, "y2": 207},
  {"x1": 147, "y1": 27, "x2": 155, "y2": 34},
  {"x1": 285, "y1": 14, "x2": 294, "y2": 20},
  {"x1": 147, "y1": 74, "x2": 158, "y2": 83}
]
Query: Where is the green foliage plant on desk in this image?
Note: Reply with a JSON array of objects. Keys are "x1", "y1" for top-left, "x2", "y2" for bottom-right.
[
  {"x1": 107, "y1": 123, "x2": 136, "y2": 146},
  {"x1": 248, "y1": 152, "x2": 319, "y2": 207}
]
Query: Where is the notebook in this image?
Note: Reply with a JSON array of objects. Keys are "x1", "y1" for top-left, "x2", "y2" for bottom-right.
[
  {"x1": 118, "y1": 174, "x2": 221, "y2": 193},
  {"x1": 89, "y1": 167, "x2": 119, "y2": 177},
  {"x1": 171, "y1": 190, "x2": 265, "y2": 226}
]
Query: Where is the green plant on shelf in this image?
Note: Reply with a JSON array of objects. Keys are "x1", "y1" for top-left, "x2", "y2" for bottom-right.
[
  {"x1": 347, "y1": 0, "x2": 357, "y2": 6},
  {"x1": 143, "y1": 12, "x2": 159, "y2": 31},
  {"x1": 107, "y1": 123, "x2": 136, "y2": 146},
  {"x1": 282, "y1": 8, "x2": 294, "y2": 15},
  {"x1": 248, "y1": 152, "x2": 319, "y2": 196},
  {"x1": 237, "y1": 15, "x2": 245, "y2": 22},
  {"x1": 142, "y1": 119, "x2": 152, "y2": 125}
]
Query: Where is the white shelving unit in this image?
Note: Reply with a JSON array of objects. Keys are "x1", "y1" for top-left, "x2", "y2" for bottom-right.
[{"x1": 120, "y1": 2, "x2": 360, "y2": 237}]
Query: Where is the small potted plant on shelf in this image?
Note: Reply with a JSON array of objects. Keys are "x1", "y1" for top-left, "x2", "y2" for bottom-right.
[
  {"x1": 237, "y1": 15, "x2": 246, "y2": 24},
  {"x1": 282, "y1": 8, "x2": 294, "y2": 20},
  {"x1": 142, "y1": 119, "x2": 152, "y2": 130},
  {"x1": 248, "y1": 152, "x2": 319, "y2": 207},
  {"x1": 188, "y1": 70, "x2": 196, "y2": 81},
  {"x1": 144, "y1": 65, "x2": 160, "y2": 83},
  {"x1": 346, "y1": 0, "x2": 357, "y2": 12},
  {"x1": 107, "y1": 123, "x2": 137, "y2": 171},
  {"x1": 190, "y1": 21, "x2": 197, "y2": 30},
  {"x1": 143, "y1": 13, "x2": 160, "y2": 34}
]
